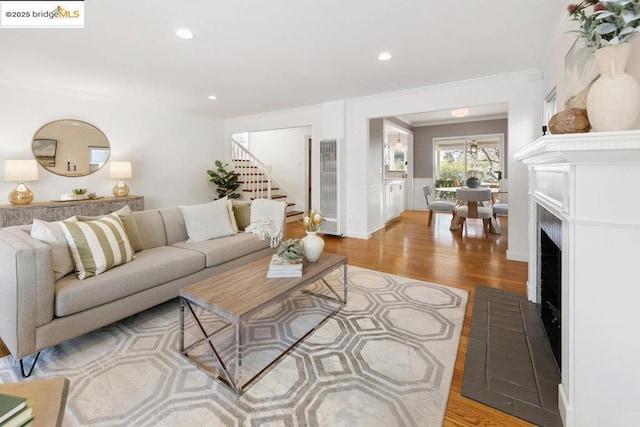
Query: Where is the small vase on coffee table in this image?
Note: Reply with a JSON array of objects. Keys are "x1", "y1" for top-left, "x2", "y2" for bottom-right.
[{"x1": 302, "y1": 231, "x2": 324, "y2": 262}]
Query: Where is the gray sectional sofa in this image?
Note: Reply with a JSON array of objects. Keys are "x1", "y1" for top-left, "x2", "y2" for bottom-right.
[{"x1": 0, "y1": 206, "x2": 276, "y2": 376}]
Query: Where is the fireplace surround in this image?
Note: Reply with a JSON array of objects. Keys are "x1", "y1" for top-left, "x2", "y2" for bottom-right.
[
  {"x1": 515, "y1": 131, "x2": 640, "y2": 427},
  {"x1": 537, "y1": 204, "x2": 562, "y2": 371}
]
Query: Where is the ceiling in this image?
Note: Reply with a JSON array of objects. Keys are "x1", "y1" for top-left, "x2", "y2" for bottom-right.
[{"x1": 0, "y1": 1, "x2": 566, "y2": 118}]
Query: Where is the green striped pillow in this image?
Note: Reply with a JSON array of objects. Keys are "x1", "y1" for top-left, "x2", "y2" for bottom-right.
[{"x1": 60, "y1": 213, "x2": 134, "y2": 280}]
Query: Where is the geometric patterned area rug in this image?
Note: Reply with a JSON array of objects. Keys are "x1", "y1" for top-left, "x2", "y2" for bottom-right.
[{"x1": 0, "y1": 266, "x2": 467, "y2": 427}]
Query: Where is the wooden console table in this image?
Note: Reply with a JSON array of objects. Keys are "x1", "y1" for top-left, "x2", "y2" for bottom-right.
[
  {"x1": 0, "y1": 195, "x2": 144, "y2": 227},
  {"x1": 0, "y1": 377, "x2": 69, "y2": 427}
]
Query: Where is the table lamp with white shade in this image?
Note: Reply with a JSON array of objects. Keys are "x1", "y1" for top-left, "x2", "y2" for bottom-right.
[
  {"x1": 109, "y1": 161, "x2": 132, "y2": 197},
  {"x1": 4, "y1": 160, "x2": 39, "y2": 205}
]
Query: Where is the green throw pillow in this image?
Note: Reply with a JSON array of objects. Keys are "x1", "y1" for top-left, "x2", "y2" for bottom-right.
[
  {"x1": 233, "y1": 201, "x2": 252, "y2": 230},
  {"x1": 60, "y1": 213, "x2": 134, "y2": 280},
  {"x1": 76, "y1": 205, "x2": 144, "y2": 252}
]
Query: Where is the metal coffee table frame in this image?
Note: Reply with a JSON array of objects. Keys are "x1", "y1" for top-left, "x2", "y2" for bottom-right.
[{"x1": 179, "y1": 255, "x2": 347, "y2": 396}]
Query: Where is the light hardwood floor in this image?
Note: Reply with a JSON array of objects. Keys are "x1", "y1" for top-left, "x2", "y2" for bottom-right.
[
  {"x1": 0, "y1": 210, "x2": 532, "y2": 426},
  {"x1": 288, "y1": 211, "x2": 533, "y2": 427}
]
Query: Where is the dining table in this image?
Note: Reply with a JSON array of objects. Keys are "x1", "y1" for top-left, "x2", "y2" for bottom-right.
[{"x1": 436, "y1": 187, "x2": 502, "y2": 234}]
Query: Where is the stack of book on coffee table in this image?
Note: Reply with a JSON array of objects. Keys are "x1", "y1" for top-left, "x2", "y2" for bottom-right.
[
  {"x1": 266, "y1": 254, "x2": 303, "y2": 278},
  {"x1": 0, "y1": 393, "x2": 33, "y2": 427}
]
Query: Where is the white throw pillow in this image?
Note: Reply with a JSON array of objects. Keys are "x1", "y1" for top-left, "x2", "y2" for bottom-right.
[
  {"x1": 179, "y1": 197, "x2": 235, "y2": 243},
  {"x1": 31, "y1": 218, "x2": 77, "y2": 280}
]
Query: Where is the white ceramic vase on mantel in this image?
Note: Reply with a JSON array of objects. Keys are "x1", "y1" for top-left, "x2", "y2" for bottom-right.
[
  {"x1": 586, "y1": 43, "x2": 640, "y2": 131},
  {"x1": 301, "y1": 231, "x2": 324, "y2": 262}
]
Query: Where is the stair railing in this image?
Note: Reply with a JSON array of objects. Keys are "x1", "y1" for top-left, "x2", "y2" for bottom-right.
[{"x1": 231, "y1": 137, "x2": 272, "y2": 200}]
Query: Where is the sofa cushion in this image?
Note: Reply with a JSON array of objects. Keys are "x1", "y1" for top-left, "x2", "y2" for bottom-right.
[
  {"x1": 179, "y1": 198, "x2": 234, "y2": 243},
  {"x1": 60, "y1": 214, "x2": 134, "y2": 280},
  {"x1": 159, "y1": 207, "x2": 188, "y2": 245},
  {"x1": 76, "y1": 205, "x2": 144, "y2": 253},
  {"x1": 54, "y1": 246, "x2": 205, "y2": 317},
  {"x1": 30, "y1": 218, "x2": 76, "y2": 280},
  {"x1": 132, "y1": 210, "x2": 167, "y2": 249},
  {"x1": 116, "y1": 208, "x2": 144, "y2": 252},
  {"x1": 172, "y1": 232, "x2": 270, "y2": 268}
]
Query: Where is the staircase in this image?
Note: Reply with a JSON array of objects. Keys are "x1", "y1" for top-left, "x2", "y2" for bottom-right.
[{"x1": 231, "y1": 138, "x2": 304, "y2": 222}]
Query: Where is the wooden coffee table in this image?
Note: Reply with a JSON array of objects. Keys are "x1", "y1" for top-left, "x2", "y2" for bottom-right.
[
  {"x1": 179, "y1": 252, "x2": 347, "y2": 396},
  {"x1": 0, "y1": 377, "x2": 69, "y2": 427}
]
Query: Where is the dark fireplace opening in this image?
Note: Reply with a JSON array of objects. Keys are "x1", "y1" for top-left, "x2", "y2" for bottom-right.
[
  {"x1": 540, "y1": 230, "x2": 561, "y2": 370},
  {"x1": 537, "y1": 205, "x2": 562, "y2": 372}
]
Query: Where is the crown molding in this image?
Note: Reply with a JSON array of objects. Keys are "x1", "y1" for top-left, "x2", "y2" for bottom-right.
[
  {"x1": 346, "y1": 69, "x2": 543, "y2": 105},
  {"x1": 0, "y1": 77, "x2": 221, "y2": 120}
]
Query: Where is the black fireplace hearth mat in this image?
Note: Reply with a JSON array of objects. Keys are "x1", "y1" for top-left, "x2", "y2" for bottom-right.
[{"x1": 461, "y1": 286, "x2": 562, "y2": 427}]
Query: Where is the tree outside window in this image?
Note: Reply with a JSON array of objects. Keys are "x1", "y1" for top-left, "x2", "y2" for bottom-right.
[{"x1": 434, "y1": 135, "x2": 504, "y2": 200}]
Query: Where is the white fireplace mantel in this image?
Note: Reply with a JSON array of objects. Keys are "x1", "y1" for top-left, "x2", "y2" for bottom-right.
[{"x1": 515, "y1": 130, "x2": 640, "y2": 427}]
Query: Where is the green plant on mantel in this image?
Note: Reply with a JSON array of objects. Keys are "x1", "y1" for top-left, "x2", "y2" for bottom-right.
[
  {"x1": 207, "y1": 160, "x2": 241, "y2": 200},
  {"x1": 567, "y1": 0, "x2": 640, "y2": 50}
]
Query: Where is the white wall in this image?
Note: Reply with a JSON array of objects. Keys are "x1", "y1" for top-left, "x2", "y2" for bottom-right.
[
  {"x1": 0, "y1": 83, "x2": 224, "y2": 209},
  {"x1": 247, "y1": 126, "x2": 311, "y2": 210},
  {"x1": 321, "y1": 100, "x2": 346, "y2": 138}
]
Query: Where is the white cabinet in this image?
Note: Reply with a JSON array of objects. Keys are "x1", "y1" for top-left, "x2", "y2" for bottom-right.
[
  {"x1": 394, "y1": 181, "x2": 404, "y2": 216},
  {"x1": 384, "y1": 184, "x2": 394, "y2": 222},
  {"x1": 384, "y1": 181, "x2": 404, "y2": 222}
]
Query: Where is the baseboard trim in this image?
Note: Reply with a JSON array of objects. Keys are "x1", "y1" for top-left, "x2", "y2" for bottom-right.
[
  {"x1": 506, "y1": 250, "x2": 528, "y2": 262},
  {"x1": 559, "y1": 384, "x2": 572, "y2": 427},
  {"x1": 346, "y1": 231, "x2": 371, "y2": 239}
]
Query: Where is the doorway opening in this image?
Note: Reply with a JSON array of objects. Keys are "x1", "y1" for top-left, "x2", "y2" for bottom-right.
[{"x1": 232, "y1": 126, "x2": 310, "y2": 215}]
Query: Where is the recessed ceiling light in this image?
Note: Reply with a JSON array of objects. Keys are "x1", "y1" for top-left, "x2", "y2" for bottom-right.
[
  {"x1": 451, "y1": 108, "x2": 470, "y2": 118},
  {"x1": 175, "y1": 28, "x2": 194, "y2": 40},
  {"x1": 378, "y1": 52, "x2": 392, "y2": 61},
  {"x1": 207, "y1": 95, "x2": 218, "y2": 100}
]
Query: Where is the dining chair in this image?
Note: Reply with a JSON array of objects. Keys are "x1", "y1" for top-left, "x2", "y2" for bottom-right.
[
  {"x1": 455, "y1": 188, "x2": 493, "y2": 236},
  {"x1": 493, "y1": 203, "x2": 509, "y2": 218},
  {"x1": 423, "y1": 185, "x2": 456, "y2": 226}
]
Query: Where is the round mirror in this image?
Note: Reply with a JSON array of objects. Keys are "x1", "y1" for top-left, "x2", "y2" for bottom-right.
[{"x1": 32, "y1": 119, "x2": 110, "y2": 177}]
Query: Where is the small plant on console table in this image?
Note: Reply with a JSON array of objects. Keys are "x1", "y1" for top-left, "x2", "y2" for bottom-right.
[
  {"x1": 72, "y1": 188, "x2": 87, "y2": 199},
  {"x1": 207, "y1": 160, "x2": 241, "y2": 200}
]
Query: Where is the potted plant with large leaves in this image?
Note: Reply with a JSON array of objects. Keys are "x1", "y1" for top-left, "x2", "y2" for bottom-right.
[{"x1": 207, "y1": 160, "x2": 241, "y2": 199}]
